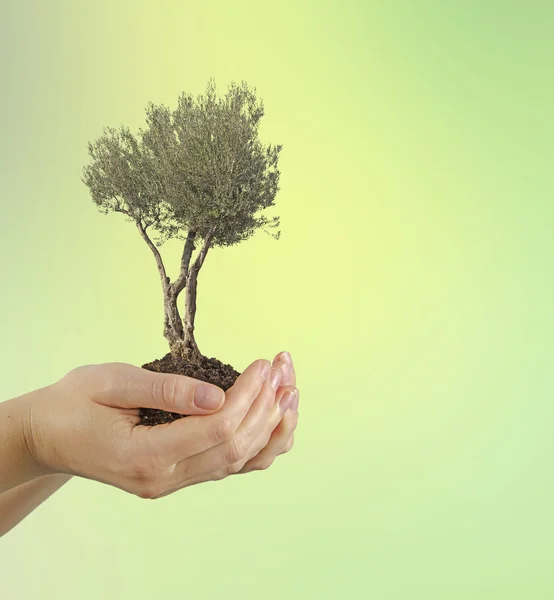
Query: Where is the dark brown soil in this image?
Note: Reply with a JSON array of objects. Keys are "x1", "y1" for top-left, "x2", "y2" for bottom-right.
[{"x1": 139, "y1": 352, "x2": 240, "y2": 426}]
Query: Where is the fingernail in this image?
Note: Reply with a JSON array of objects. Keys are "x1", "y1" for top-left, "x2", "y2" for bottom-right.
[
  {"x1": 280, "y1": 389, "x2": 297, "y2": 413},
  {"x1": 279, "y1": 351, "x2": 292, "y2": 365},
  {"x1": 280, "y1": 362, "x2": 292, "y2": 385},
  {"x1": 261, "y1": 361, "x2": 271, "y2": 381},
  {"x1": 269, "y1": 368, "x2": 282, "y2": 390},
  {"x1": 193, "y1": 384, "x2": 223, "y2": 410},
  {"x1": 290, "y1": 392, "x2": 299, "y2": 412}
]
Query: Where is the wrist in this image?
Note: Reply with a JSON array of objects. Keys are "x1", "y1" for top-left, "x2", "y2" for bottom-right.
[
  {"x1": 21, "y1": 382, "x2": 67, "y2": 478},
  {"x1": 0, "y1": 385, "x2": 61, "y2": 492}
]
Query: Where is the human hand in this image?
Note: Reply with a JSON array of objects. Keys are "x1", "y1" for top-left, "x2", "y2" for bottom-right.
[
  {"x1": 236, "y1": 351, "x2": 299, "y2": 474},
  {"x1": 18, "y1": 355, "x2": 297, "y2": 499}
]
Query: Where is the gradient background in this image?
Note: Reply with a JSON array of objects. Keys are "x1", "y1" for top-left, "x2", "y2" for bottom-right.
[{"x1": 2, "y1": 0, "x2": 554, "y2": 598}]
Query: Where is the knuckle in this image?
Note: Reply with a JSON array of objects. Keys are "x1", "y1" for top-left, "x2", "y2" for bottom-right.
[
  {"x1": 261, "y1": 457, "x2": 275, "y2": 470},
  {"x1": 128, "y1": 454, "x2": 168, "y2": 499},
  {"x1": 60, "y1": 364, "x2": 101, "y2": 391},
  {"x1": 210, "y1": 469, "x2": 228, "y2": 482},
  {"x1": 108, "y1": 362, "x2": 134, "y2": 375},
  {"x1": 210, "y1": 416, "x2": 236, "y2": 444},
  {"x1": 128, "y1": 453, "x2": 163, "y2": 481},
  {"x1": 153, "y1": 375, "x2": 180, "y2": 411},
  {"x1": 255, "y1": 458, "x2": 274, "y2": 471},
  {"x1": 224, "y1": 436, "x2": 248, "y2": 465},
  {"x1": 130, "y1": 460, "x2": 154, "y2": 481},
  {"x1": 65, "y1": 364, "x2": 95, "y2": 379},
  {"x1": 135, "y1": 480, "x2": 164, "y2": 500},
  {"x1": 226, "y1": 462, "x2": 242, "y2": 476}
]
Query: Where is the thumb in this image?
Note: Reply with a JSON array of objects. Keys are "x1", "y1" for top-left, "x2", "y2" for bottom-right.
[{"x1": 97, "y1": 363, "x2": 225, "y2": 415}]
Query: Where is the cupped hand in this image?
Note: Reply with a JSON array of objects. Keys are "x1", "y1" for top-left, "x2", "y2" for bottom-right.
[
  {"x1": 20, "y1": 353, "x2": 298, "y2": 499},
  {"x1": 236, "y1": 351, "x2": 299, "y2": 475}
]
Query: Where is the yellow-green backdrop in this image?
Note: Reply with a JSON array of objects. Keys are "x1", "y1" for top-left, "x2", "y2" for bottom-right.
[{"x1": 2, "y1": 1, "x2": 554, "y2": 598}]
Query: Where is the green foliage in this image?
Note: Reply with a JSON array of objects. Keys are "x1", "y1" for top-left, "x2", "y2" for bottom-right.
[{"x1": 83, "y1": 79, "x2": 282, "y2": 248}]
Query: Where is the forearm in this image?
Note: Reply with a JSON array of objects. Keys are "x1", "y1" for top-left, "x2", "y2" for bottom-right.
[
  {"x1": 0, "y1": 388, "x2": 53, "y2": 494},
  {"x1": 0, "y1": 474, "x2": 72, "y2": 537}
]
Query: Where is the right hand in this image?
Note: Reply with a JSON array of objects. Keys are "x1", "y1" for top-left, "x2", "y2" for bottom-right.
[{"x1": 19, "y1": 356, "x2": 297, "y2": 499}]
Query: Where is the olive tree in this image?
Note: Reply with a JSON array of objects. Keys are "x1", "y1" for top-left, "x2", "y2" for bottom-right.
[{"x1": 82, "y1": 79, "x2": 282, "y2": 360}]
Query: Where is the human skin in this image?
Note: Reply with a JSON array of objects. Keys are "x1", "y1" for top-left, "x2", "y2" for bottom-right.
[{"x1": 0, "y1": 351, "x2": 299, "y2": 536}]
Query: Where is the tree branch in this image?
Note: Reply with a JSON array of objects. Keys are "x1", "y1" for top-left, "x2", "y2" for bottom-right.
[
  {"x1": 172, "y1": 229, "x2": 197, "y2": 296},
  {"x1": 136, "y1": 221, "x2": 169, "y2": 289},
  {"x1": 191, "y1": 227, "x2": 215, "y2": 273}
]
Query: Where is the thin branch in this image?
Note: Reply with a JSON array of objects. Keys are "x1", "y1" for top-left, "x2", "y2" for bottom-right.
[
  {"x1": 136, "y1": 221, "x2": 169, "y2": 289},
  {"x1": 172, "y1": 229, "x2": 197, "y2": 296},
  {"x1": 190, "y1": 227, "x2": 216, "y2": 274}
]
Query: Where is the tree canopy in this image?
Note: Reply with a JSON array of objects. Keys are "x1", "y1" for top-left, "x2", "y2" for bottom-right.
[{"x1": 83, "y1": 79, "x2": 282, "y2": 249}]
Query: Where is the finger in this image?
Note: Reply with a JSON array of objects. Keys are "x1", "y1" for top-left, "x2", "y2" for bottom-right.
[
  {"x1": 239, "y1": 385, "x2": 297, "y2": 461},
  {"x1": 153, "y1": 384, "x2": 294, "y2": 498},
  {"x1": 238, "y1": 403, "x2": 299, "y2": 474},
  {"x1": 168, "y1": 370, "x2": 290, "y2": 487},
  {"x1": 92, "y1": 362, "x2": 225, "y2": 415},
  {"x1": 135, "y1": 358, "x2": 272, "y2": 463},
  {"x1": 240, "y1": 388, "x2": 299, "y2": 473},
  {"x1": 272, "y1": 351, "x2": 296, "y2": 387},
  {"x1": 239, "y1": 423, "x2": 296, "y2": 474}
]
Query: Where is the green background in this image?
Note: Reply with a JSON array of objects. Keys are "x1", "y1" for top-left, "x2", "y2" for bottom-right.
[{"x1": 2, "y1": 0, "x2": 554, "y2": 598}]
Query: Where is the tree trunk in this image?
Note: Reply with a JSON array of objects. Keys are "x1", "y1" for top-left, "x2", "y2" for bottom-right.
[
  {"x1": 183, "y1": 266, "x2": 201, "y2": 360},
  {"x1": 163, "y1": 284, "x2": 186, "y2": 355},
  {"x1": 180, "y1": 229, "x2": 214, "y2": 362}
]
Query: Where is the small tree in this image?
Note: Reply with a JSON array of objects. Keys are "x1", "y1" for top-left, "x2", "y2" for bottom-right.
[{"x1": 83, "y1": 79, "x2": 282, "y2": 362}]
